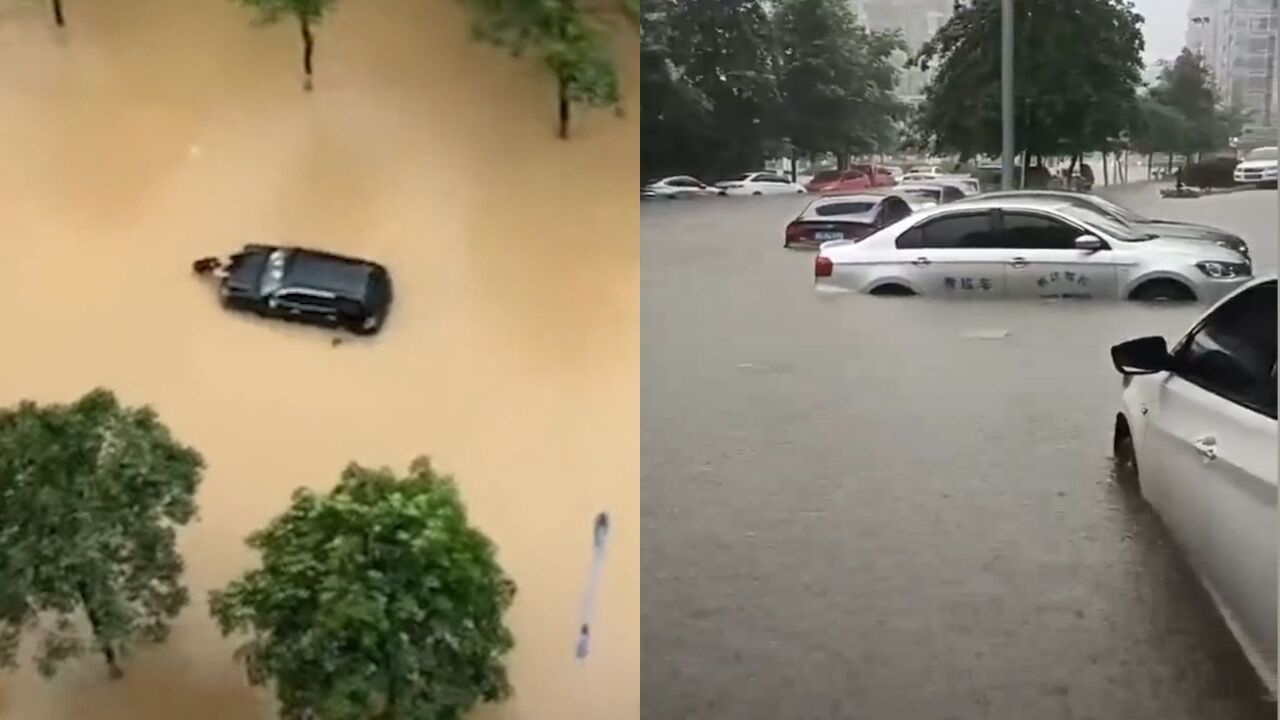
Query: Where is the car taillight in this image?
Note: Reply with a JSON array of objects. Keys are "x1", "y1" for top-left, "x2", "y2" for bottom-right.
[
  {"x1": 815, "y1": 255, "x2": 833, "y2": 277},
  {"x1": 785, "y1": 223, "x2": 806, "y2": 242}
]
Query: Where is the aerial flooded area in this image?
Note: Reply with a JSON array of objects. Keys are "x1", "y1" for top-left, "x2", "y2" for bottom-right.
[{"x1": 0, "y1": 0, "x2": 637, "y2": 717}]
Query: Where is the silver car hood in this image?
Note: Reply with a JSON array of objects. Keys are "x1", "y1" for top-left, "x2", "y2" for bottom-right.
[
  {"x1": 1124, "y1": 236, "x2": 1247, "y2": 261},
  {"x1": 1236, "y1": 159, "x2": 1278, "y2": 170}
]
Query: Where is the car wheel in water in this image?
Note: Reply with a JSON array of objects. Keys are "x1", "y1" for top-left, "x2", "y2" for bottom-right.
[
  {"x1": 752, "y1": 191, "x2": 763, "y2": 196},
  {"x1": 1130, "y1": 279, "x2": 1195, "y2": 303},
  {"x1": 869, "y1": 284, "x2": 916, "y2": 297},
  {"x1": 1112, "y1": 421, "x2": 1140, "y2": 489}
]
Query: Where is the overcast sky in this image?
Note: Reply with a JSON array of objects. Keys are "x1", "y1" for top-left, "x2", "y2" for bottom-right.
[{"x1": 1133, "y1": 0, "x2": 1191, "y2": 66}]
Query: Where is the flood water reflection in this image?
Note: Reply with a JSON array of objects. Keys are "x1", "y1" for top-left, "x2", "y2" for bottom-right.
[{"x1": 0, "y1": 0, "x2": 637, "y2": 716}]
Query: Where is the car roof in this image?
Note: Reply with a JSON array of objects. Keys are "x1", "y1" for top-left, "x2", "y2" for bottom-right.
[{"x1": 246, "y1": 246, "x2": 382, "y2": 298}]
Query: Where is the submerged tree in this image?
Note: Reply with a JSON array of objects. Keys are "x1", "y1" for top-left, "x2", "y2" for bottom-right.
[
  {"x1": 459, "y1": 0, "x2": 638, "y2": 139},
  {"x1": 210, "y1": 457, "x2": 517, "y2": 720},
  {"x1": 236, "y1": 0, "x2": 338, "y2": 91},
  {"x1": 0, "y1": 389, "x2": 203, "y2": 679}
]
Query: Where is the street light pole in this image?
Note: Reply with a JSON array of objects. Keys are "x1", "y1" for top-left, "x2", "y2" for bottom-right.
[
  {"x1": 1001, "y1": 0, "x2": 1015, "y2": 190},
  {"x1": 1265, "y1": 0, "x2": 1277, "y2": 127}
]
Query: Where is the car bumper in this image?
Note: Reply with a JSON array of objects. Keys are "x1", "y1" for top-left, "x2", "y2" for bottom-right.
[
  {"x1": 1234, "y1": 171, "x2": 1278, "y2": 183},
  {"x1": 1194, "y1": 275, "x2": 1254, "y2": 303}
]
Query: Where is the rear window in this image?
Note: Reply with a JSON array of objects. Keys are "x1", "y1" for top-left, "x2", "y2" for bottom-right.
[
  {"x1": 811, "y1": 201, "x2": 875, "y2": 217},
  {"x1": 902, "y1": 187, "x2": 941, "y2": 201}
]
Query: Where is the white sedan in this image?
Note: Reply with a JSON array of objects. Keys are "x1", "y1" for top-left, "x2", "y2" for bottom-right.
[
  {"x1": 814, "y1": 196, "x2": 1253, "y2": 302},
  {"x1": 643, "y1": 176, "x2": 718, "y2": 199},
  {"x1": 716, "y1": 172, "x2": 807, "y2": 196},
  {"x1": 1233, "y1": 146, "x2": 1278, "y2": 188},
  {"x1": 1110, "y1": 276, "x2": 1276, "y2": 690}
]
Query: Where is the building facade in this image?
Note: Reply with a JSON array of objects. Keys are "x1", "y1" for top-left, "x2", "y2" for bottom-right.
[
  {"x1": 850, "y1": 0, "x2": 954, "y2": 102},
  {"x1": 1186, "y1": 0, "x2": 1279, "y2": 124}
]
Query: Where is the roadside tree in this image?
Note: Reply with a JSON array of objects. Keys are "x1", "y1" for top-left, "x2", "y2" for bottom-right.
[
  {"x1": 459, "y1": 0, "x2": 638, "y2": 139},
  {"x1": 236, "y1": 0, "x2": 338, "y2": 91},
  {"x1": 913, "y1": 0, "x2": 1145, "y2": 179},
  {"x1": 0, "y1": 389, "x2": 203, "y2": 679},
  {"x1": 210, "y1": 457, "x2": 516, "y2": 720},
  {"x1": 774, "y1": 0, "x2": 902, "y2": 166}
]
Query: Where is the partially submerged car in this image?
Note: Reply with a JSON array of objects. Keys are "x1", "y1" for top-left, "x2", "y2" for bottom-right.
[
  {"x1": 783, "y1": 193, "x2": 915, "y2": 249},
  {"x1": 1233, "y1": 146, "x2": 1278, "y2": 188},
  {"x1": 1111, "y1": 277, "x2": 1276, "y2": 690},
  {"x1": 814, "y1": 196, "x2": 1253, "y2": 302},
  {"x1": 206, "y1": 244, "x2": 393, "y2": 335},
  {"x1": 643, "y1": 176, "x2": 718, "y2": 199}
]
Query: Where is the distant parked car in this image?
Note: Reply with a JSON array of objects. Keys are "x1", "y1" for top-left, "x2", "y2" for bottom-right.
[
  {"x1": 643, "y1": 176, "x2": 718, "y2": 199},
  {"x1": 850, "y1": 164, "x2": 898, "y2": 188},
  {"x1": 716, "y1": 172, "x2": 808, "y2": 196},
  {"x1": 783, "y1": 193, "x2": 915, "y2": 249},
  {"x1": 813, "y1": 196, "x2": 1253, "y2": 302},
  {"x1": 894, "y1": 183, "x2": 967, "y2": 208},
  {"x1": 215, "y1": 245, "x2": 393, "y2": 335},
  {"x1": 1110, "y1": 276, "x2": 1276, "y2": 690},
  {"x1": 805, "y1": 169, "x2": 871, "y2": 194},
  {"x1": 907, "y1": 165, "x2": 943, "y2": 176},
  {"x1": 1232, "y1": 146, "x2": 1277, "y2": 188}
]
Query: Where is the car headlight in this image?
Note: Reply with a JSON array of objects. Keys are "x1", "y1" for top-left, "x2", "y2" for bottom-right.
[
  {"x1": 1196, "y1": 261, "x2": 1252, "y2": 279},
  {"x1": 1265, "y1": 167, "x2": 1278, "y2": 175},
  {"x1": 1215, "y1": 239, "x2": 1250, "y2": 256}
]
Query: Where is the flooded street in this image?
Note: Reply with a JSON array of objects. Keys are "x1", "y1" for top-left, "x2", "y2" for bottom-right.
[
  {"x1": 0, "y1": 0, "x2": 637, "y2": 716},
  {"x1": 642, "y1": 186, "x2": 1278, "y2": 718}
]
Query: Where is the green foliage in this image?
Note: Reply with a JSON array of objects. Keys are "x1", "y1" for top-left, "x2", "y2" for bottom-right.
[
  {"x1": 236, "y1": 0, "x2": 335, "y2": 24},
  {"x1": 459, "y1": 0, "x2": 635, "y2": 138},
  {"x1": 913, "y1": 0, "x2": 1145, "y2": 160},
  {"x1": 1148, "y1": 49, "x2": 1226, "y2": 154},
  {"x1": 210, "y1": 457, "x2": 516, "y2": 720},
  {"x1": 0, "y1": 389, "x2": 203, "y2": 678},
  {"x1": 640, "y1": 0, "x2": 716, "y2": 177},
  {"x1": 774, "y1": 0, "x2": 903, "y2": 159}
]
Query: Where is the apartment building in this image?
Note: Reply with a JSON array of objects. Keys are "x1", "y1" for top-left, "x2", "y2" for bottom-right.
[
  {"x1": 850, "y1": 0, "x2": 954, "y2": 102},
  {"x1": 1186, "y1": 0, "x2": 1278, "y2": 123}
]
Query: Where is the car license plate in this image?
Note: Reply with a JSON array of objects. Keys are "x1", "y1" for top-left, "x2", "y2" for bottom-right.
[{"x1": 814, "y1": 231, "x2": 843, "y2": 241}]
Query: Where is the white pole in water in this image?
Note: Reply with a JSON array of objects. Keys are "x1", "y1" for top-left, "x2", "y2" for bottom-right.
[{"x1": 1001, "y1": 0, "x2": 1015, "y2": 190}]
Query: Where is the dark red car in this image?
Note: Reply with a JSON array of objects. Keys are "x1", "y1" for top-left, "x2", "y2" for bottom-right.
[
  {"x1": 783, "y1": 193, "x2": 915, "y2": 249},
  {"x1": 805, "y1": 169, "x2": 872, "y2": 194},
  {"x1": 850, "y1": 164, "x2": 898, "y2": 188}
]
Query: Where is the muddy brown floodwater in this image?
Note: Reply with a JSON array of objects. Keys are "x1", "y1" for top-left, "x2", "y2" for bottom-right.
[{"x1": 0, "y1": 0, "x2": 637, "y2": 717}]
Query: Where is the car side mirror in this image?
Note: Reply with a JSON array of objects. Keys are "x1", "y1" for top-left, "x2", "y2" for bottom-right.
[
  {"x1": 1075, "y1": 235, "x2": 1104, "y2": 251},
  {"x1": 1110, "y1": 336, "x2": 1170, "y2": 375}
]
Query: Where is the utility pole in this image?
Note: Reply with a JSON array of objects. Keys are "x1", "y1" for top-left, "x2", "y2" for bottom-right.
[
  {"x1": 1001, "y1": 0, "x2": 1015, "y2": 190},
  {"x1": 1265, "y1": 0, "x2": 1277, "y2": 127}
]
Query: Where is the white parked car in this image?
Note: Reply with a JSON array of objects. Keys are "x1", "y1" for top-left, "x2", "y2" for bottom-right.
[
  {"x1": 813, "y1": 196, "x2": 1253, "y2": 301},
  {"x1": 893, "y1": 183, "x2": 968, "y2": 208},
  {"x1": 933, "y1": 175, "x2": 982, "y2": 195},
  {"x1": 1233, "y1": 146, "x2": 1278, "y2": 188},
  {"x1": 1110, "y1": 277, "x2": 1276, "y2": 689},
  {"x1": 907, "y1": 165, "x2": 943, "y2": 176},
  {"x1": 715, "y1": 172, "x2": 807, "y2": 196},
  {"x1": 643, "y1": 176, "x2": 718, "y2": 199}
]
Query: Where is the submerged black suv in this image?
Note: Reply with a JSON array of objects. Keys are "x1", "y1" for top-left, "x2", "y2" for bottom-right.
[{"x1": 217, "y1": 244, "x2": 393, "y2": 335}]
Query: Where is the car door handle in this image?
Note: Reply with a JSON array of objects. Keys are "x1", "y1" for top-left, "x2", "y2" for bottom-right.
[
  {"x1": 1009, "y1": 257, "x2": 1029, "y2": 269},
  {"x1": 1192, "y1": 435, "x2": 1218, "y2": 460},
  {"x1": 913, "y1": 257, "x2": 931, "y2": 267}
]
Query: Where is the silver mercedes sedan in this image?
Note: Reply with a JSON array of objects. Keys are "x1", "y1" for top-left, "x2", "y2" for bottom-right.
[{"x1": 813, "y1": 196, "x2": 1252, "y2": 302}]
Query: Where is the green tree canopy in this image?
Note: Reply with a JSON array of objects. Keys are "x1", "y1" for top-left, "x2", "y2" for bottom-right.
[
  {"x1": 774, "y1": 0, "x2": 903, "y2": 161},
  {"x1": 236, "y1": 0, "x2": 339, "y2": 90},
  {"x1": 0, "y1": 389, "x2": 203, "y2": 678},
  {"x1": 1148, "y1": 49, "x2": 1223, "y2": 154},
  {"x1": 640, "y1": 0, "x2": 717, "y2": 178},
  {"x1": 913, "y1": 0, "x2": 1145, "y2": 163},
  {"x1": 210, "y1": 457, "x2": 516, "y2": 720},
  {"x1": 459, "y1": 0, "x2": 637, "y2": 139},
  {"x1": 662, "y1": 0, "x2": 781, "y2": 175}
]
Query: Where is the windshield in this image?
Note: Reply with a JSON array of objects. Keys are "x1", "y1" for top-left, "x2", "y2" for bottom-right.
[
  {"x1": 810, "y1": 201, "x2": 875, "y2": 217},
  {"x1": 902, "y1": 187, "x2": 940, "y2": 201},
  {"x1": 1083, "y1": 194, "x2": 1149, "y2": 223},
  {"x1": 260, "y1": 248, "x2": 290, "y2": 294},
  {"x1": 1056, "y1": 204, "x2": 1147, "y2": 242},
  {"x1": 1246, "y1": 146, "x2": 1278, "y2": 161}
]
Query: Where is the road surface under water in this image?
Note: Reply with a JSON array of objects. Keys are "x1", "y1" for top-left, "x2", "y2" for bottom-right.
[
  {"x1": 642, "y1": 185, "x2": 1278, "y2": 719},
  {"x1": 0, "y1": 0, "x2": 637, "y2": 717}
]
